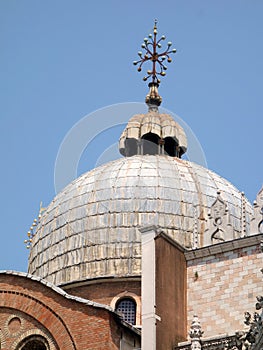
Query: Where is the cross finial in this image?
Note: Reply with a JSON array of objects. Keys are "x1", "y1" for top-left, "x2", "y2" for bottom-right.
[{"x1": 133, "y1": 20, "x2": 176, "y2": 85}]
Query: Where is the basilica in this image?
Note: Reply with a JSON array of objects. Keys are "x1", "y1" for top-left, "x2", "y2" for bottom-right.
[{"x1": 0, "y1": 23, "x2": 263, "y2": 350}]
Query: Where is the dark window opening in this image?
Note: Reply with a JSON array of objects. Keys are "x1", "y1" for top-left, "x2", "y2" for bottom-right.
[
  {"x1": 142, "y1": 133, "x2": 159, "y2": 155},
  {"x1": 21, "y1": 340, "x2": 47, "y2": 350},
  {"x1": 17, "y1": 335, "x2": 49, "y2": 350},
  {"x1": 164, "y1": 137, "x2": 177, "y2": 157},
  {"x1": 116, "y1": 298, "x2": 136, "y2": 325},
  {"x1": 125, "y1": 138, "x2": 138, "y2": 156}
]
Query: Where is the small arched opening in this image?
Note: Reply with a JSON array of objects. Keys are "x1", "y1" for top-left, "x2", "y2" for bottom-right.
[
  {"x1": 164, "y1": 137, "x2": 177, "y2": 157},
  {"x1": 115, "y1": 297, "x2": 137, "y2": 325},
  {"x1": 125, "y1": 138, "x2": 138, "y2": 156},
  {"x1": 17, "y1": 335, "x2": 49, "y2": 350},
  {"x1": 142, "y1": 133, "x2": 160, "y2": 155}
]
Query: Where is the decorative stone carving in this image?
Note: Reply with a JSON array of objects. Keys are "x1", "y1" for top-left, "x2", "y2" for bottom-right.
[
  {"x1": 234, "y1": 330, "x2": 252, "y2": 350},
  {"x1": 241, "y1": 192, "x2": 248, "y2": 237},
  {"x1": 174, "y1": 335, "x2": 239, "y2": 350},
  {"x1": 189, "y1": 315, "x2": 203, "y2": 350},
  {"x1": 192, "y1": 206, "x2": 199, "y2": 249},
  {"x1": 251, "y1": 186, "x2": 263, "y2": 234},
  {"x1": 204, "y1": 191, "x2": 233, "y2": 246},
  {"x1": 241, "y1": 242, "x2": 263, "y2": 350},
  {"x1": 241, "y1": 311, "x2": 262, "y2": 349}
]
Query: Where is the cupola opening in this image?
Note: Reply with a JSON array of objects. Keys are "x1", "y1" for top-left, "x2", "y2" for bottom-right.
[
  {"x1": 142, "y1": 132, "x2": 160, "y2": 155},
  {"x1": 124, "y1": 138, "x2": 138, "y2": 157},
  {"x1": 163, "y1": 136, "x2": 178, "y2": 157}
]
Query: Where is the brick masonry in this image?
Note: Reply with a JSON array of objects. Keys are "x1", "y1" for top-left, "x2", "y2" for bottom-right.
[
  {"x1": 64, "y1": 279, "x2": 141, "y2": 308},
  {"x1": 0, "y1": 273, "x2": 140, "y2": 350},
  {"x1": 187, "y1": 243, "x2": 263, "y2": 337}
]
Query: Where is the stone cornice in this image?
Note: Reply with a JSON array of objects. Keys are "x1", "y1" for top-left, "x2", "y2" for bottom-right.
[
  {"x1": 60, "y1": 275, "x2": 141, "y2": 289},
  {"x1": 185, "y1": 234, "x2": 263, "y2": 261},
  {"x1": 139, "y1": 225, "x2": 160, "y2": 233},
  {"x1": 175, "y1": 334, "x2": 238, "y2": 350}
]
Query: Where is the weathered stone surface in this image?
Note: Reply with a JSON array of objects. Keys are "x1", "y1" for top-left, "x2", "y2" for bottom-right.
[{"x1": 28, "y1": 155, "x2": 253, "y2": 286}]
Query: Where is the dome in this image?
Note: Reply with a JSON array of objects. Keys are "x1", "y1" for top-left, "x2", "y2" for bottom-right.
[
  {"x1": 119, "y1": 111, "x2": 187, "y2": 157},
  {"x1": 28, "y1": 155, "x2": 253, "y2": 286},
  {"x1": 119, "y1": 83, "x2": 187, "y2": 158}
]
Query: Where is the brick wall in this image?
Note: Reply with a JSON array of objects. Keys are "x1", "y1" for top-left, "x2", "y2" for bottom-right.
[
  {"x1": 64, "y1": 279, "x2": 141, "y2": 307},
  {"x1": 187, "y1": 243, "x2": 263, "y2": 337},
  {"x1": 155, "y1": 234, "x2": 187, "y2": 349},
  {"x1": 0, "y1": 308, "x2": 58, "y2": 350},
  {"x1": 0, "y1": 273, "x2": 140, "y2": 349}
]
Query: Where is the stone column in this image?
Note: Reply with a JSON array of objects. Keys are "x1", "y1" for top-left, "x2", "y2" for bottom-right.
[{"x1": 140, "y1": 225, "x2": 158, "y2": 350}]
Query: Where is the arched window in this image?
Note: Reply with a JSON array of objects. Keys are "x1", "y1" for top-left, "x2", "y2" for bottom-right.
[
  {"x1": 116, "y1": 298, "x2": 137, "y2": 325},
  {"x1": 21, "y1": 340, "x2": 47, "y2": 350},
  {"x1": 17, "y1": 335, "x2": 49, "y2": 350}
]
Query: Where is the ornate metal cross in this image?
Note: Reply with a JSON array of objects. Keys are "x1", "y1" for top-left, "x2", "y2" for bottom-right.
[{"x1": 133, "y1": 20, "x2": 176, "y2": 84}]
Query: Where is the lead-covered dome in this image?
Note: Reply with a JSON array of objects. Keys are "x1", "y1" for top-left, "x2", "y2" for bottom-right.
[
  {"x1": 28, "y1": 155, "x2": 253, "y2": 286},
  {"x1": 27, "y1": 22, "x2": 254, "y2": 289}
]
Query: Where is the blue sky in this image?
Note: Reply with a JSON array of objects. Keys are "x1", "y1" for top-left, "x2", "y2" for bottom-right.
[{"x1": 0, "y1": 0, "x2": 262, "y2": 272}]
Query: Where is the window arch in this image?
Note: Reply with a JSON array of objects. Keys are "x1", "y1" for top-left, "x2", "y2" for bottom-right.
[
  {"x1": 16, "y1": 335, "x2": 49, "y2": 350},
  {"x1": 115, "y1": 297, "x2": 137, "y2": 325},
  {"x1": 111, "y1": 291, "x2": 141, "y2": 326}
]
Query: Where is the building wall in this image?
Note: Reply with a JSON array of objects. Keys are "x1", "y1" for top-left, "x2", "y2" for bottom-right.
[
  {"x1": 0, "y1": 308, "x2": 58, "y2": 350},
  {"x1": 0, "y1": 273, "x2": 140, "y2": 350},
  {"x1": 155, "y1": 234, "x2": 187, "y2": 349},
  {"x1": 187, "y1": 240, "x2": 263, "y2": 337},
  {"x1": 63, "y1": 279, "x2": 141, "y2": 307}
]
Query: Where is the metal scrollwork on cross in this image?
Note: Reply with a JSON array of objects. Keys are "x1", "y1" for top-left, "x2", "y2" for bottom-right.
[{"x1": 133, "y1": 20, "x2": 176, "y2": 84}]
